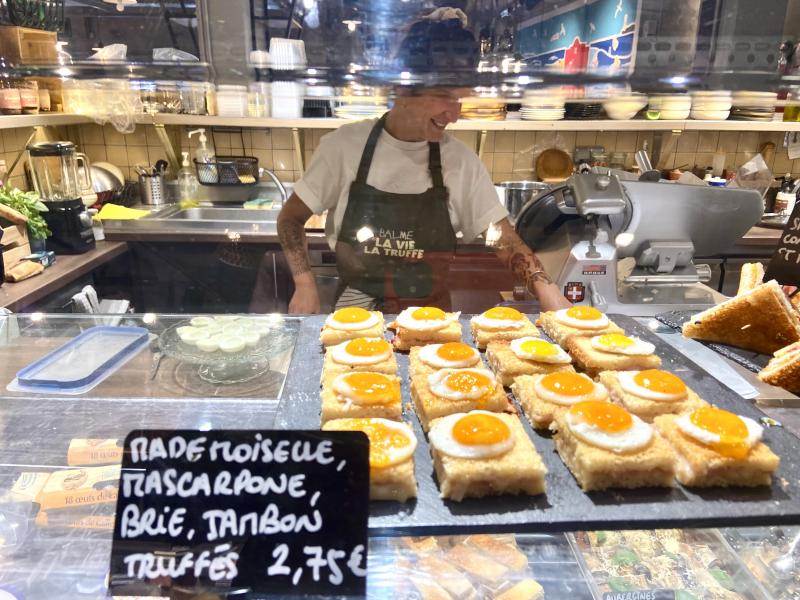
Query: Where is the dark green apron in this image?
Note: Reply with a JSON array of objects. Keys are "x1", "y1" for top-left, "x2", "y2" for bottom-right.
[{"x1": 335, "y1": 114, "x2": 457, "y2": 312}]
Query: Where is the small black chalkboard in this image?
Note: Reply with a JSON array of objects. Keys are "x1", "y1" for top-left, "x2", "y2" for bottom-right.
[
  {"x1": 765, "y1": 203, "x2": 800, "y2": 285},
  {"x1": 109, "y1": 430, "x2": 369, "y2": 598}
]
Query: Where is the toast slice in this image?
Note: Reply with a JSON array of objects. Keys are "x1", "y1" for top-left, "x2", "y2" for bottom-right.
[
  {"x1": 758, "y1": 341, "x2": 800, "y2": 393},
  {"x1": 737, "y1": 262, "x2": 765, "y2": 296},
  {"x1": 682, "y1": 280, "x2": 800, "y2": 354}
]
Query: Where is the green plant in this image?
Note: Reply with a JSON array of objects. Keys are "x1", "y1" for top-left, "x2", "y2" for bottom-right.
[{"x1": 0, "y1": 184, "x2": 50, "y2": 240}]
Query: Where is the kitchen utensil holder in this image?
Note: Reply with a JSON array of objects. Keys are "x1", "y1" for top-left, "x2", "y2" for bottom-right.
[
  {"x1": 195, "y1": 127, "x2": 259, "y2": 186},
  {"x1": 138, "y1": 173, "x2": 165, "y2": 205}
]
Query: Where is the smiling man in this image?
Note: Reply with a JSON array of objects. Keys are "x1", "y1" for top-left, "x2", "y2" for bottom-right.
[{"x1": 277, "y1": 9, "x2": 570, "y2": 314}]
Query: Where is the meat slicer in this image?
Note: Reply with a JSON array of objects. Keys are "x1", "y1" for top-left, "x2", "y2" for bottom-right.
[{"x1": 514, "y1": 173, "x2": 764, "y2": 316}]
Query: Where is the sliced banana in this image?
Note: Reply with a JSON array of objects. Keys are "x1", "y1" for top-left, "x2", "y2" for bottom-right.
[
  {"x1": 190, "y1": 316, "x2": 214, "y2": 327},
  {"x1": 242, "y1": 331, "x2": 260, "y2": 347},
  {"x1": 219, "y1": 335, "x2": 246, "y2": 353},
  {"x1": 215, "y1": 315, "x2": 240, "y2": 323},
  {"x1": 178, "y1": 327, "x2": 209, "y2": 345},
  {"x1": 196, "y1": 337, "x2": 220, "y2": 353}
]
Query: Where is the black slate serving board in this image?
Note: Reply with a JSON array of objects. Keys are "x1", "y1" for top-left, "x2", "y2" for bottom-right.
[
  {"x1": 276, "y1": 314, "x2": 800, "y2": 535},
  {"x1": 654, "y1": 310, "x2": 771, "y2": 373}
]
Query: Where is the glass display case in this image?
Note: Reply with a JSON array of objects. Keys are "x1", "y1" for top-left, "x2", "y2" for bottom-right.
[
  {"x1": 0, "y1": 0, "x2": 799, "y2": 597},
  {"x1": 0, "y1": 312, "x2": 797, "y2": 598}
]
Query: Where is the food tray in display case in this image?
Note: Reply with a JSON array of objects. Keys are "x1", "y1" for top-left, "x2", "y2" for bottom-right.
[
  {"x1": 568, "y1": 528, "x2": 772, "y2": 600},
  {"x1": 721, "y1": 526, "x2": 800, "y2": 599},
  {"x1": 277, "y1": 314, "x2": 800, "y2": 535},
  {"x1": 367, "y1": 533, "x2": 592, "y2": 599}
]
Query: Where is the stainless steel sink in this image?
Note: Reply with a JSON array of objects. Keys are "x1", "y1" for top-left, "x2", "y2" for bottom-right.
[
  {"x1": 163, "y1": 207, "x2": 282, "y2": 222},
  {"x1": 101, "y1": 180, "x2": 293, "y2": 240}
]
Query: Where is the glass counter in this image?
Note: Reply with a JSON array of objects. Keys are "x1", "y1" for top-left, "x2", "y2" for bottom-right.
[{"x1": 0, "y1": 312, "x2": 796, "y2": 599}]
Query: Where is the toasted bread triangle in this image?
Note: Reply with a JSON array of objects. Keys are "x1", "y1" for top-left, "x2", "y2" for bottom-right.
[
  {"x1": 682, "y1": 280, "x2": 800, "y2": 354},
  {"x1": 759, "y1": 341, "x2": 800, "y2": 393}
]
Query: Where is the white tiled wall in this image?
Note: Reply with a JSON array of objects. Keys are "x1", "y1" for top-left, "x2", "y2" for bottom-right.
[{"x1": 69, "y1": 122, "x2": 800, "y2": 188}]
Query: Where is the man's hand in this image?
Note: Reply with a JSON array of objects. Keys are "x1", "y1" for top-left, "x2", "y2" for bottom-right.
[
  {"x1": 278, "y1": 194, "x2": 322, "y2": 314},
  {"x1": 289, "y1": 278, "x2": 321, "y2": 314},
  {"x1": 488, "y1": 218, "x2": 572, "y2": 311}
]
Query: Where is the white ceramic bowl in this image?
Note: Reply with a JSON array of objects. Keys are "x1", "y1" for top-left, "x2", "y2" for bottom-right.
[
  {"x1": 649, "y1": 95, "x2": 692, "y2": 110},
  {"x1": 691, "y1": 100, "x2": 733, "y2": 111},
  {"x1": 658, "y1": 109, "x2": 691, "y2": 119},
  {"x1": 692, "y1": 90, "x2": 732, "y2": 98},
  {"x1": 690, "y1": 109, "x2": 730, "y2": 120},
  {"x1": 603, "y1": 96, "x2": 648, "y2": 120}
]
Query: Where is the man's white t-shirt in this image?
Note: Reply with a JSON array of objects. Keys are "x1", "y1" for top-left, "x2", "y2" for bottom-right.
[{"x1": 293, "y1": 119, "x2": 508, "y2": 250}]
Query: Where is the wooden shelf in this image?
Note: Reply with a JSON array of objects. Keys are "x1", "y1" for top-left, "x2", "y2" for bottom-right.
[
  {"x1": 0, "y1": 113, "x2": 91, "y2": 129},
  {"x1": 143, "y1": 113, "x2": 800, "y2": 132},
  {"x1": 0, "y1": 112, "x2": 796, "y2": 133}
]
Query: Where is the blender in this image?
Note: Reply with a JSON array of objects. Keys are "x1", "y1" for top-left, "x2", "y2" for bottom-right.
[{"x1": 27, "y1": 141, "x2": 95, "y2": 254}]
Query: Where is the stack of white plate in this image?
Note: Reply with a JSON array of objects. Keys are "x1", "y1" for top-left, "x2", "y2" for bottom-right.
[
  {"x1": 731, "y1": 91, "x2": 778, "y2": 121},
  {"x1": 690, "y1": 91, "x2": 732, "y2": 120},
  {"x1": 520, "y1": 89, "x2": 565, "y2": 121},
  {"x1": 647, "y1": 94, "x2": 692, "y2": 119},
  {"x1": 602, "y1": 93, "x2": 648, "y2": 120}
]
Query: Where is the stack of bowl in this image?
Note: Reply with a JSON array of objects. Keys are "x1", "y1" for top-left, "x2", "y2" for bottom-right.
[
  {"x1": 690, "y1": 91, "x2": 732, "y2": 120},
  {"x1": 647, "y1": 94, "x2": 692, "y2": 120},
  {"x1": 731, "y1": 91, "x2": 778, "y2": 121},
  {"x1": 520, "y1": 89, "x2": 565, "y2": 121},
  {"x1": 602, "y1": 93, "x2": 648, "y2": 120}
]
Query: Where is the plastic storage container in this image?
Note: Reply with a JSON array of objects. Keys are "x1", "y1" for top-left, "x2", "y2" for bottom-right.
[{"x1": 216, "y1": 84, "x2": 248, "y2": 117}]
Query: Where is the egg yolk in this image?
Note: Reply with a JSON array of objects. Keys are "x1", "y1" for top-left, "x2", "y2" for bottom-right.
[
  {"x1": 334, "y1": 419, "x2": 410, "y2": 469},
  {"x1": 633, "y1": 370, "x2": 687, "y2": 395},
  {"x1": 412, "y1": 307, "x2": 446, "y2": 320},
  {"x1": 565, "y1": 306, "x2": 603, "y2": 321},
  {"x1": 570, "y1": 401, "x2": 633, "y2": 432},
  {"x1": 519, "y1": 339, "x2": 558, "y2": 357},
  {"x1": 345, "y1": 338, "x2": 391, "y2": 357},
  {"x1": 484, "y1": 306, "x2": 524, "y2": 321},
  {"x1": 444, "y1": 371, "x2": 493, "y2": 395},
  {"x1": 689, "y1": 406, "x2": 750, "y2": 459},
  {"x1": 540, "y1": 372, "x2": 594, "y2": 396},
  {"x1": 436, "y1": 342, "x2": 475, "y2": 362},
  {"x1": 333, "y1": 307, "x2": 371, "y2": 324},
  {"x1": 341, "y1": 373, "x2": 399, "y2": 404},
  {"x1": 453, "y1": 413, "x2": 511, "y2": 446},
  {"x1": 597, "y1": 333, "x2": 634, "y2": 347}
]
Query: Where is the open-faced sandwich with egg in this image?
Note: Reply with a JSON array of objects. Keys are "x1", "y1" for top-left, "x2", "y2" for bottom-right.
[
  {"x1": 470, "y1": 306, "x2": 540, "y2": 349},
  {"x1": 486, "y1": 337, "x2": 575, "y2": 387},
  {"x1": 598, "y1": 369, "x2": 707, "y2": 423},
  {"x1": 322, "y1": 417, "x2": 417, "y2": 501},
  {"x1": 566, "y1": 333, "x2": 661, "y2": 377},
  {"x1": 410, "y1": 367, "x2": 510, "y2": 431},
  {"x1": 552, "y1": 401, "x2": 675, "y2": 491},
  {"x1": 511, "y1": 371, "x2": 609, "y2": 429},
  {"x1": 387, "y1": 306, "x2": 462, "y2": 351},
  {"x1": 653, "y1": 406, "x2": 779, "y2": 487},
  {"x1": 409, "y1": 342, "x2": 482, "y2": 379},
  {"x1": 321, "y1": 371, "x2": 402, "y2": 425},
  {"x1": 428, "y1": 410, "x2": 547, "y2": 502},
  {"x1": 323, "y1": 337, "x2": 397, "y2": 379},
  {"x1": 537, "y1": 306, "x2": 624, "y2": 347},
  {"x1": 320, "y1": 307, "x2": 385, "y2": 347}
]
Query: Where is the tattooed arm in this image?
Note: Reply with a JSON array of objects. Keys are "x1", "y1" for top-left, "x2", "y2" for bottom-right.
[
  {"x1": 488, "y1": 218, "x2": 572, "y2": 311},
  {"x1": 277, "y1": 193, "x2": 321, "y2": 314}
]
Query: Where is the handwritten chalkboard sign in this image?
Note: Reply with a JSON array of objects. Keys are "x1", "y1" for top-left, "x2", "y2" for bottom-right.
[
  {"x1": 109, "y1": 430, "x2": 369, "y2": 598},
  {"x1": 766, "y1": 204, "x2": 800, "y2": 285}
]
